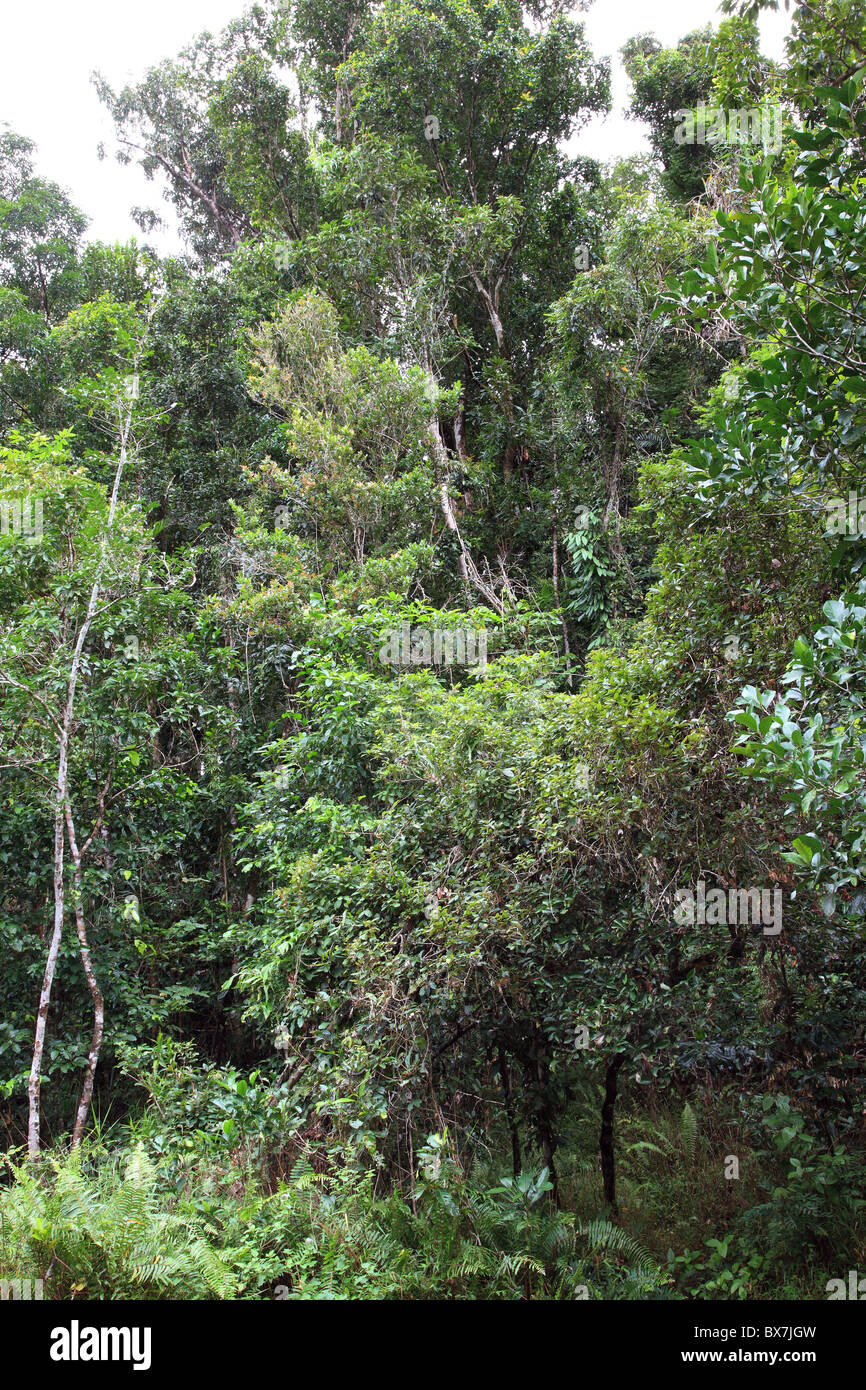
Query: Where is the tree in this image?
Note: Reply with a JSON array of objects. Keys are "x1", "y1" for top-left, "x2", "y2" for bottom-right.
[
  {"x1": 1, "y1": 297, "x2": 150, "y2": 1153},
  {"x1": 0, "y1": 129, "x2": 87, "y2": 323}
]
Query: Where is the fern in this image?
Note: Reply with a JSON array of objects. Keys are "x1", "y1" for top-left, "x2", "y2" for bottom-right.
[
  {"x1": 680, "y1": 1102, "x2": 698, "y2": 1164},
  {"x1": 579, "y1": 1219, "x2": 661, "y2": 1274},
  {"x1": 0, "y1": 1144, "x2": 236, "y2": 1300}
]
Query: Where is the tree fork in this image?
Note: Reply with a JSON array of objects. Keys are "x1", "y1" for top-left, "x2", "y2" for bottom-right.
[{"x1": 27, "y1": 356, "x2": 140, "y2": 1159}]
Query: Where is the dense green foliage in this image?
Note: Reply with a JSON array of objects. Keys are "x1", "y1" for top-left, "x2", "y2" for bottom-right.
[{"x1": 1, "y1": 0, "x2": 864, "y2": 1300}]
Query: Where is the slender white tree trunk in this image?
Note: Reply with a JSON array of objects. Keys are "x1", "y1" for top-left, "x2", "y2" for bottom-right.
[
  {"x1": 66, "y1": 803, "x2": 104, "y2": 1148},
  {"x1": 27, "y1": 390, "x2": 135, "y2": 1159}
]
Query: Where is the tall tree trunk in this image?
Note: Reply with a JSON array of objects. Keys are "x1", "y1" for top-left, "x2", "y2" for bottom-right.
[
  {"x1": 497, "y1": 1043, "x2": 521, "y2": 1178},
  {"x1": 533, "y1": 1024, "x2": 560, "y2": 1206},
  {"x1": 600, "y1": 1052, "x2": 626, "y2": 1215},
  {"x1": 27, "y1": 382, "x2": 137, "y2": 1159},
  {"x1": 28, "y1": 803, "x2": 67, "y2": 1159},
  {"x1": 551, "y1": 520, "x2": 573, "y2": 690},
  {"x1": 66, "y1": 805, "x2": 104, "y2": 1148},
  {"x1": 469, "y1": 274, "x2": 518, "y2": 479},
  {"x1": 601, "y1": 408, "x2": 627, "y2": 562},
  {"x1": 454, "y1": 396, "x2": 469, "y2": 463},
  {"x1": 429, "y1": 418, "x2": 504, "y2": 614}
]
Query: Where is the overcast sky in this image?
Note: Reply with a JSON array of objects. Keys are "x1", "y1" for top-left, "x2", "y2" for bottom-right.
[{"x1": 0, "y1": 0, "x2": 792, "y2": 256}]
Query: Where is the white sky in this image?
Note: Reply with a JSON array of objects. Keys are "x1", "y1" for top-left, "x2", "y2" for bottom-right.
[{"x1": 0, "y1": 0, "x2": 792, "y2": 256}]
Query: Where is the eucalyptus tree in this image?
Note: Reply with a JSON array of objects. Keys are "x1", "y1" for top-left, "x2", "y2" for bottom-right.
[
  {"x1": 93, "y1": 6, "x2": 290, "y2": 259},
  {"x1": 339, "y1": 0, "x2": 610, "y2": 478}
]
